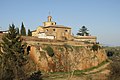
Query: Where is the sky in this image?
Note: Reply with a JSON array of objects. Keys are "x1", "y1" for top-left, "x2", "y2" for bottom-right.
[{"x1": 0, "y1": 0, "x2": 120, "y2": 46}]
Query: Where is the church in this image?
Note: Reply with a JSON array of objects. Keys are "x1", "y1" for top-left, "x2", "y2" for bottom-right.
[
  {"x1": 32, "y1": 16, "x2": 72, "y2": 40},
  {"x1": 32, "y1": 16, "x2": 96, "y2": 43}
]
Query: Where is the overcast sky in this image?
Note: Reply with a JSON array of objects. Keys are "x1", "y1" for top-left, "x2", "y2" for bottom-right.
[{"x1": 0, "y1": 0, "x2": 120, "y2": 46}]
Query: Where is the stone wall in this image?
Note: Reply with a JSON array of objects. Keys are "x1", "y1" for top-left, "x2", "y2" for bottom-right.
[{"x1": 74, "y1": 36, "x2": 97, "y2": 43}]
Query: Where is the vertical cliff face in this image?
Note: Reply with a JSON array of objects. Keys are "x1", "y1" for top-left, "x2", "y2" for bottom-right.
[{"x1": 29, "y1": 44, "x2": 107, "y2": 72}]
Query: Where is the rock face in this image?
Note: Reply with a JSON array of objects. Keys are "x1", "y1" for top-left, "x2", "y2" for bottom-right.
[{"x1": 29, "y1": 44, "x2": 107, "y2": 72}]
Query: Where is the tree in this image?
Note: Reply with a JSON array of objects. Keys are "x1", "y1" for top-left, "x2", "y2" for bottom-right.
[
  {"x1": 27, "y1": 71, "x2": 42, "y2": 80},
  {"x1": 45, "y1": 46, "x2": 54, "y2": 57},
  {"x1": 16, "y1": 27, "x2": 19, "y2": 35},
  {"x1": 77, "y1": 26, "x2": 89, "y2": 36},
  {"x1": 20, "y1": 22, "x2": 26, "y2": 36},
  {"x1": 28, "y1": 29, "x2": 32, "y2": 36},
  {"x1": 108, "y1": 54, "x2": 120, "y2": 80},
  {"x1": 91, "y1": 44, "x2": 100, "y2": 51},
  {"x1": 0, "y1": 24, "x2": 27, "y2": 79}
]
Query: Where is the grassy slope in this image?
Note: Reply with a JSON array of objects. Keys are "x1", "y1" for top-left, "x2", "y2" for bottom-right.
[{"x1": 42, "y1": 60, "x2": 109, "y2": 80}]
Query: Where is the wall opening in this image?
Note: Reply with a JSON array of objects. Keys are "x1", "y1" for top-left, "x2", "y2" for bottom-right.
[{"x1": 27, "y1": 46, "x2": 31, "y2": 55}]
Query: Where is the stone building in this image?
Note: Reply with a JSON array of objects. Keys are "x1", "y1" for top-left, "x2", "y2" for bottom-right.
[
  {"x1": 32, "y1": 16, "x2": 72, "y2": 40},
  {"x1": 32, "y1": 15, "x2": 96, "y2": 43},
  {"x1": 74, "y1": 36, "x2": 97, "y2": 43}
]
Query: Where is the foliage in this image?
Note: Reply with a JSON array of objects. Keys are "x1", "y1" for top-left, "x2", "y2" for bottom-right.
[
  {"x1": 45, "y1": 60, "x2": 108, "y2": 79},
  {"x1": 28, "y1": 29, "x2": 32, "y2": 36},
  {"x1": 63, "y1": 43, "x2": 73, "y2": 51},
  {"x1": 0, "y1": 24, "x2": 27, "y2": 79},
  {"x1": 74, "y1": 60, "x2": 108, "y2": 75},
  {"x1": 45, "y1": 46, "x2": 54, "y2": 57},
  {"x1": 20, "y1": 22, "x2": 26, "y2": 36},
  {"x1": 91, "y1": 44, "x2": 100, "y2": 51},
  {"x1": 105, "y1": 46, "x2": 120, "y2": 57},
  {"x1": 27, "y1": 71, "x2": 42, "y2": 80},
  {"x1": 77, "y1": 26, "x2": 89, "y2": 36},
  {"x1": 104, "y1": 47, "x2": 120, "y2": 79},
  {"x1": 58, "y1": 47, "x2": 64, "y2": 52},
  {"x1": 108, "y1": 54, "x2": 120, "y2": 80},
  {"x1": 106, "y1": 51, "x2": 114, "y2": 57},
  {"x1": 16, "y1": 27, "x2": 19, "y2": 35}
]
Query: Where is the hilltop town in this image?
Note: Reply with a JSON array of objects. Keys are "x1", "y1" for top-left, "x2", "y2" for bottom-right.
[
  {"x1": 0, "y1": 16, "x2": 109, "y2": 80},
  {"x1": 1, "y1": 0, "x2": 120, "y2": 79},
  {"x1": 0, "y1": 15, "x2": 97, "y2": 46},
  {"x1": 32, "y1": 15, "x2": 96, "y2": 44}
]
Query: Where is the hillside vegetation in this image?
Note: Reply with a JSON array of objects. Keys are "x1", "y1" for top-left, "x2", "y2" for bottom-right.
[{"x1": 105, "y1": 46, "x2": 120, "y2": 80}]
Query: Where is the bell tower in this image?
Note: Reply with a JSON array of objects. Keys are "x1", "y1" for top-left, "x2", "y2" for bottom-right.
[
  {"x1": 48, "y1": 16, "x2": 52, "y2": 22},
  {"x1": 43, "y1": 12, "x2": 56, "y2": 26}
]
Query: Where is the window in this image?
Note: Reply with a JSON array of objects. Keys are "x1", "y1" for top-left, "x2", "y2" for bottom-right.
[
  {"x1": 46, "y1": 29, "x2": 48, "y2": 32},
  {"x1": 65, "y1": 30, "x2": 68, "y2": 32},
  {"x1": 53, "y1": 29, "x2": 55, "y2": 31}
]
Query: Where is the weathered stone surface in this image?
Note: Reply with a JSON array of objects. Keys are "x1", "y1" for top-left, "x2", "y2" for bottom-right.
[{"x1": 29, "y1": 45, "x2": 107, "y2": 72}]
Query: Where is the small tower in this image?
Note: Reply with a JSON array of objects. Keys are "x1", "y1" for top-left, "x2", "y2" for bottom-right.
[
  {"x1": 43, "y1": 14, "x2": 56, "y2": 26},
  {"x1": 48, "y1": 16, "x2": 52, "y2": 22}
]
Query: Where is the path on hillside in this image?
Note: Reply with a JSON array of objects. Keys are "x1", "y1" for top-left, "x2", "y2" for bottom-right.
[
  {"x1": 43, "y1": 62, "x2": 110, "y2": 80},
  {"x1": 84, "y1": 62, "x2": 110, "y2": 74}
]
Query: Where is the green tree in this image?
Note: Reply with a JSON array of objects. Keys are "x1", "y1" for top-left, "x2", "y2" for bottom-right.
[
  {"x1": 91, "y1": 44, "x2": 99, "y2": 51},
  {"x1": 77, "y1": 26, "x2": 89, "y2": 36},
  {"x1": 28, "y1": 29, "x2": 32, "y2": 36},
  {"x1": 0, "y1": 24, "x2": 27, "y2": 79},
  {"x1": 108, "y1": 54, "x2": 120, "y2": 80},
  {"x1": 20, "y1": 22, "x2": 26, "y2": 36},
  {"x1": 16, "y1": 27, "x2": 19, "y2": 35},
  {"x1": 27, "y1": 70, "x2": 42, "y2": 80},
  {"x1": 45, "y1": 46, "x2": 54, "y2": 57}
]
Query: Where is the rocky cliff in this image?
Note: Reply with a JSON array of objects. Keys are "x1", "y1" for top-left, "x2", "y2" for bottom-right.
[{"x1": 29, "y1": 44, "x2": 107, "y2": 72}]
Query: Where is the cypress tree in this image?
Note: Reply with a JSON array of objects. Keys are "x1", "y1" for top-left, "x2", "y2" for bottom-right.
[
  {"x1": 16, "y1": 27, "x2": 19, "y2": 35},
  {"x1": 20, "y1": 22, "x2": 26, "y2": 36},
  {"x1": 28, "y1": 29, "x2": 32, "y2": 36}
]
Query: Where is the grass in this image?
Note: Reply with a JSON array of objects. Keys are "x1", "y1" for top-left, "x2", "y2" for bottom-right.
[
  {"x1": 43, "y1": 60, "x2": 109, "y2": 80},
  {"x1": 49, "y1": 60, "x2": 108, "y2": 75},
  {"x1": 73, "y1": 60, "x2": 109, "y2": 75}
]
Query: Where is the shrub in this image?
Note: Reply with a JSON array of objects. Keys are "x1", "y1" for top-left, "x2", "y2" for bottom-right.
[
  {"x1": 45, "y1": 46, "x2": 54, "y2": 57},
  {"x1": 63, "y1": 44, "x2": 73, "y2": 51},
  {"x1": 108, "y1": 55, "x2": 120, "y2": 80},
  {"x1": 27, "y1": 71, "x2": 42, "y2": 80},
  {"x1": 58, "y1": 47, "x2": 64, "y2": 52},
  {"x1": 106, "y1": 51, "x2": 114, "y2": 57},
  {"x1": 91, "y1": 44, "x2": 100, "y2": 51}
]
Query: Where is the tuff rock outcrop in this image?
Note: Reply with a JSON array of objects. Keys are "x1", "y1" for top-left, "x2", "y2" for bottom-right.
[{"x1": 29, "y1": 44, "x2": 107, "y2": 72}]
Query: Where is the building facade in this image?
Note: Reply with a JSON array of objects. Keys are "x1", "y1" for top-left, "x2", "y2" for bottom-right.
[
  {"x1": 32, "y1": 16, "x2": 72, "y2": 40},
  {"x1": 74, "y1": 36, "x2": 97, "y2": 43},
  {"x1": 32, "y1": 16, "x2": 97, "y2": 43}
]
